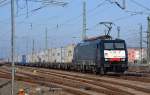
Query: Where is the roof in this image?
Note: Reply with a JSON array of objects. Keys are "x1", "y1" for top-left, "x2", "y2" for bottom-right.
[
  {"x1": 127, "y1": 47, "x2": 147, "y2": 49},
  {"x1": 84, "y1": 35, "x2": 112, "y2": 41}
]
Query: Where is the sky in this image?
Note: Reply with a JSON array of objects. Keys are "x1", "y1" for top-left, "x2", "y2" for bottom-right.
[{"x1": 0, "y1": 0, "x2": 150, "y2": 58}]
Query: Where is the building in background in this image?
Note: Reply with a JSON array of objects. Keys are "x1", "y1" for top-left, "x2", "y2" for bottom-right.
[{"x1": 127, "y1": 47, "x2": 147, "y2": 63}]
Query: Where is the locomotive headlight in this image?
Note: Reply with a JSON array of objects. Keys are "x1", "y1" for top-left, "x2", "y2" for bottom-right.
[
  {"x1": 105, "y1": 58, "x2": 109, "y2": 61},
  {"x1": 121, "y1": 58, "x2": 125, "y2": 61}
]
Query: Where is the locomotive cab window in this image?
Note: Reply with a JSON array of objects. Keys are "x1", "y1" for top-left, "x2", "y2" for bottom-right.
[
  {"x1": 114, "y1": 43, "x2": 124, "y2": 49},
  {"x1": 104, "y1": 42, "x2": 125, "y2": 49},
  {"x1": 104, "y1": 43, "x2": 114, "y2": 49}
]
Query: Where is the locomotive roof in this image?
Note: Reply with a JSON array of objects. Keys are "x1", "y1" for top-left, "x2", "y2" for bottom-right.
[
  {"x1": 78, "y1": 38, "x2": 125, "y2": 46},
  {"x1": 83, "y1": 38, "x2": 124, "y2": 42},
  {"x1": 84, "y1": 35, "x2": 112, "y2": 41},
  {"x1": 76, "y1": 35, "x2": 125, "y2": 46}
]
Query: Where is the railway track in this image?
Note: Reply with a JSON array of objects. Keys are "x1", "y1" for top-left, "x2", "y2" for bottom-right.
[
  {"x1": 37, "y1": 68, "x2": 150, "y2": 92},
  {"x1": 0, "y1": 65, "x2": 150, "y2": 95},
  {"x1": 0, "y1": 68, "x2": 91, "y2": 95},
  {"x1": 0, "y1": 67, "x2": 122, "y2": 95},
  {"x1": 17, "y1": 66, "x2": 150, "y2": 95}
]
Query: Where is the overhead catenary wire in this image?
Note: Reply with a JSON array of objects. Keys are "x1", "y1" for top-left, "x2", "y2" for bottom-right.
[
  {"x1": 38, "y1": 0, "x2": 107, "y2": 32},
  {"x1": 0, "y1": 0, "x2": 69, "y2": 24},
  {"x1": 125, "y1": 10, "x2": 150, "y2": 15},
  {"x1": 0, "y1": 0, "x2": 107, "y2": 27},
  {"x1": 88, "y1": 13, "x2": 141, "y2": 31},
  {"x1": 26, "y1": 0, "x2": 149, "y2": 40},
  {"x1": 0, "y1": 0, "x2": 7, "y2": 4},
  {"x1": 56, "y1": 0, "x2": 107, "y2": 26},
  {"x1": 105, "y1": 0, "x2": 150, "y2": 19},
  {"x1": 52, "y1": 0, "x2": 107, "y2": 26},
  {"x1": 24, "y1": 0, "x2": 147, "y2": 28},
  {"x1": 0, "y1": 0, "x2": 10, "y2": 7},
  {"x1": 0, "y1": 0, "x2": 149, "y2": 25},
  {"x1": 130, "y1": 0, "x2": 150, "y2": 11},
  {"x1": 112, "y1": 13, "x2": 141, "y2": 22},
  {"x1": 106, "y1": 0, "x2": 126, "y2": 9},
  {"x1": 0, "y1": 3, "x2": 64, "y2": 24},
  {"x1": 28, "y1": 0, "x2": 68, "y2": 6},
  {"x1": 87, "y1": 0, "x2": 106, "y2": 14},
  {"x1": 0, "y1": 1, "x2": 148, "y2": 34},
  {"x1": 88, "y1": 1, "x2": 150, "y2": 31},
  {"x1": 87, "y1": 1, "x2": 145, "y2": 32}
]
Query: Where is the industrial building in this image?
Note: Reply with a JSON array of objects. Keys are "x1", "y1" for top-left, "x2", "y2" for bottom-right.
[{"x1": 127, "y1": 47, "x2": 147, "y2": 64}]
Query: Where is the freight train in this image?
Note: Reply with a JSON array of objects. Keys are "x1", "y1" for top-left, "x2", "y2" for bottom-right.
[{"x1": 16, "y1": 35, "x2": 128, "y2": 74}]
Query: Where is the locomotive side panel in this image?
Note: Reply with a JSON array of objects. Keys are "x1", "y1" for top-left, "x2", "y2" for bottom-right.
[{"x1": 73, "y1": 42, "x2": 98, "y2": 65}]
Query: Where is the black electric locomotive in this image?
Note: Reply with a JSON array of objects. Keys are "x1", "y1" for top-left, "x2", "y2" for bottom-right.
[{"x1": 73, "y1": 36, "x2": 128, "y2": 74}]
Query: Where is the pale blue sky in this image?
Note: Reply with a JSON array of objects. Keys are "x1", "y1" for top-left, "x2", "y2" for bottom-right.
[{"x1": 0, "y1": 0, "x2": 150, "y2": 58}]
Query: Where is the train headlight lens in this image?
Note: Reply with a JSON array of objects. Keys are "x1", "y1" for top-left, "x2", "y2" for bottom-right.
[
  {"x1": 121, "y1": 58, "x2": 125, "y2": 61},
  {"x1": 105, "y1": 58, "x2": 109, "y2": 61}
]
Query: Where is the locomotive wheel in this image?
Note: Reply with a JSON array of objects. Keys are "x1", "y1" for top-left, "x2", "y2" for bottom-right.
[
  {"x1": 100, "y1": 67, "x2": 106, "y2": 75},
  {"x1": 95, "y1": 67, "x2": 100, "y2": 75},
  {"x1": 119, "y1": 69, "x2": 125, "y2": 74}
]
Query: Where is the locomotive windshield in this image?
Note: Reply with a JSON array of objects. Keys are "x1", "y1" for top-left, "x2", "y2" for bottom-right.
[
  {"x1": 104, "y1": 42, "x2": 126, "y2": 59},
  {"x1": 114, "y1": 43, "x2": 125, "y2": 49},
  {"x1": 104, "y1": 43, "x2": 114, "y2": 49},
  {"x1": 104, "y1": 42, "x2": 125, "y2": 49}
]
